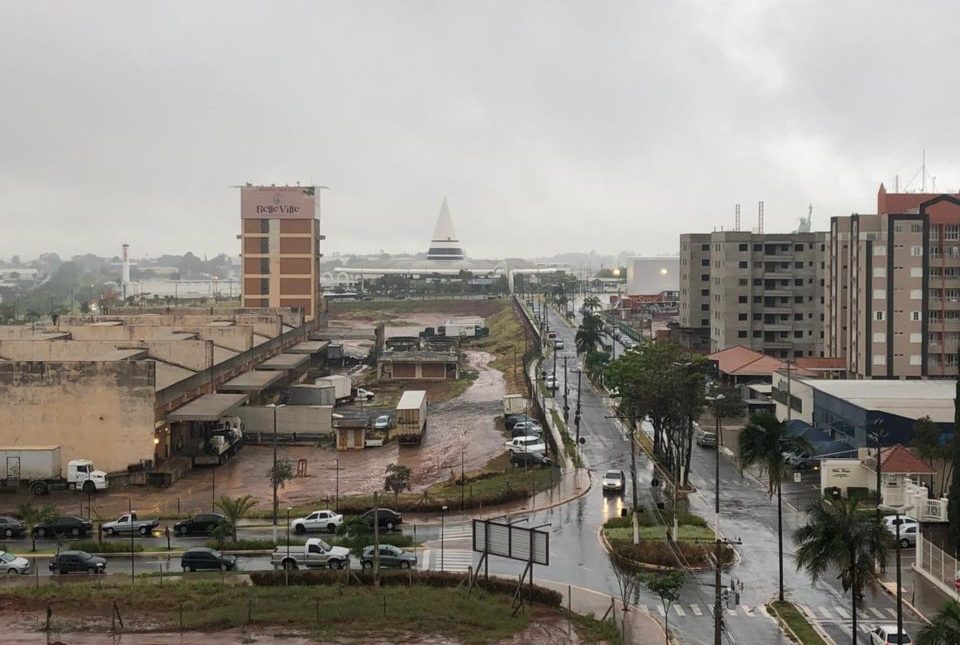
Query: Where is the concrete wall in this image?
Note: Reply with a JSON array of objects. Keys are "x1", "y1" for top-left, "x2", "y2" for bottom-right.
[
  {"x1": 0, "y1": 339, "x2": 214, "y2": 372},
  {"x1": 236, "y1": 405, "x2": 333, "y2": 436},
  {"x1": 61, "y1": 324, "x2": 255, "y2": 353},
  {"x1": 0, "y1": 361, "x2": 157, "y2": 474},
  {"x1": 59, "y1": 314, "x2": 285, "y2": 339}
]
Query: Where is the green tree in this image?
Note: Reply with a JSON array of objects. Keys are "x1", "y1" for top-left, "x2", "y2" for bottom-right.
[
  {"x1": 384, "y1": 463, "x2": 412, "y2": 506},
  {"x1": 738, "y1": 411, "x2": 811, "y2": 603},
  {"x1": 584, "y1": 350, "x2": 611, "y2": 386},
  {"x1": 17, "y1": 502, "x2": 56, "y2": 552},
  {"x1": 582, "y1": 295, "x2": 602, "y2": 313},
  {"x1": 268, "y1": 459, "x2": 295, "y2": 521},
  {"x1": 641, "y1": 571, "x2": 684, "y2": 645},
  {"x1": 794, "y1": 495, "x2": 888, "y2": 645},
  {"x1": 575, "y1": 313, "x2": 604, "y2": 354},
  {"x1": 215, "y1": 494, "x2": 257, "y2": 542},
  {"x1": 948, "y1": 367, "x2": 960, "y2": 552},
  {"x1": 917, "y1": 600, "x2": 960, "y2": 644},
  {"x1": 912, "y1": 416, "x2": 941, "y2": 467}
]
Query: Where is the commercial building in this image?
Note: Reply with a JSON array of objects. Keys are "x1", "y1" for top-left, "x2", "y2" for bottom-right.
[
  {"x1": 826, "y1": 184, "x2": 960, "y2": 378},
  {"x1": 240, "y1": 185, "x2": 325, "y2": 321},
  {"x1": 678, "y1": 230, "x2": 827, "y2": 358}
]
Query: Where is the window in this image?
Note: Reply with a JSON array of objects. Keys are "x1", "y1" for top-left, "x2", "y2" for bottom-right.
[
  {"x1": 910, "y1": 355, "x2": 922, "y2": 366},
  {"x1": 738, "y1": 279, "x2": 748, "y2": 286},
  {"x1": 259, "y1": 258, "x2": 270, "y2": 274},
  {"x1": 701, "y1": 243, "x2": 711, "y2": 251},
  {"x1": 753, "y1": 330, "x2": 762, "y2": 338},
  {"x1": 794, "y1": 313, "x2": 803, "y2": 321},
  {"x1": 753, "y1": 296, "x2": 762, "y2": 303},
  {"x1": 701, "y1": 258, "x2": 710, "y2": 266},
  {"x1": 738, "y1": 313, "x2": 748, "y2": 321},
  {"x1": 753, "y1": 313, "x2": 762, "y2": 321},
  {"x1": 910, "y1": 289, "x2": 922, "y2": 299},
  {"x1": 794, "y1": 331, "x2": 803, "y2": 339},
  {"x1": 794, "y1": 244, "x2": 804, "y2": 251},
  {"x1": 873, "y1": 289, "x2": 886, "y2": 299},
  {"x1": 873, "y1": 332, "x2": 885, "y2": 343},
  {"x1": 794, "y1": 296, "x2": 803, "y2": 303},
  {"x1": 911, "y1": 311, "x2": 922, "y2": 321},
  {"x1": 738, "y1": 296, "x2": 747, "y2": 303},
  {"x1": 911, "y1": 246, "x2": 923, "y2": 256},
  {"x1": 875, "y1": 311, "x2": 884, "y2": 321},
  {"x1": 795, "y1": 262, "x2": 803, "y2": 269},
  {"x1": 873, "y1": 245, "x2": 886, "y2": 256},
  {"x1": 875, "y1": 267, "x2": 886, "y2": 278},
  {"x1": 911, "y1": 223, "x2": 923, "y2": 233},
  {"x1": 701, "y1": 274, "x2": 709, "y2": 282},
  {"x1": 946, "y1": 225, "x2": 960, "y2": 241},
  {"x1": 873, "y1": 355, "x2": 886, "y2": 366},
  {"x1": 738, "y1": 244, "x2": 748, "y2": 252},
  {"x1": 910, "y1": 332, "x2": 922, "y2": 343},
  {"x1": 738, "y1": 331, "x2": 747, "y2": 338},
  {"x1": 701, "y1": 319, "x2": 709, "y2": 326},
  {"x1": 794, "y1": 279, "x2": 803, "y2": 286},
  {"x1": 895, "y1": 224, "x2": 903, "y2": 233},
  {"x1": 701, "y1": 289, "x2": 709, "y2": 296},
  {"x1": 738, "y1": 261, "x2": 748, "y2": 269},
  {"x1": 260, "y1": 278, "x2": 269, "y2": 294},
  {"x1": 753, "y1": 244, "x2": 762, "y2": 252},
  {"x1": 910, "y1": 267, "x2": 922, "y2": 277},
  {"x1": 753, "y1": 279, "x2": 762, "y2": 286},
  {"x1": 701, "y1": 304, "x2": 709, "y2": 311}
]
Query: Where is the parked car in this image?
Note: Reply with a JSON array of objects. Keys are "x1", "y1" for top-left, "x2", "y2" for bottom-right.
[
  {"x1": 172, "y1": 513, "x2": 226, "y2": 536},
  {"x1": 792, "y1": 456, "x2": 821, "y2": 472},
  {"x1": 602, "y1": 470, "x2": 625, "y2": 494},
  {"x1": 510, "y1": 451, "x2": 552, "y2": 468},
  {"x1": 869, "y1": 625, "x2": 912, "y2": 644},
  {"x1": 511, "y1": 421, "x2": 542, "y2": 435},
  {"x1": 695, "y1": 429, "x2": 717, "y2": 448},
  {"x1": 0, "y1": 551, "x2": 30, "y2": 575},
  {"x1": 0, "y1": 516, "x2": 26, "y2": 538},
  {"x1": 882, "y1": 515, "x2": 919, "y2": 531},
  {"x1": 361, "y1": 544, "x2": 417, "y2": 569},
  {"x1": 355, "y1": 388, "x2": 375, "y2": 401},
  {"x1": 48, "y1": 551, "x2": 106, "y2": 574},
  {"x1": 553, "y1": 339, "x2": 565, "y2": 350},
  {"x1": 894, "y1": 524, "x2": 918, "y2": 548},
  {"x1": 360, "y1": 508, "x2": 404, "y2": 531},
  {"x1": 783, "y1": 451, "x2": 812, "y2": 467},
  {"x1": 374, "y1": 415, "x2": 391, "y2": 430},
  {"x1": 181, "y1": 547, "x2": 238, "y2": 572},
  {"x1": 33, "y1": 515, "x2": 92, "y2": 538},
  {"x1": 505, "y1": 436, "x2": 546, "y2": 455},
  {"x1": 290, "y1": 510, "x2": 343, "y2": 534},
  {"x1": 883, "y1": 516, "x2": 919, "y2": 548},
  {"x1": 505, "y1": 414, "x2": 536, "y2": 430},
  {"x1": 544, "y1": 376, "x2": 558, "y2": 390}
]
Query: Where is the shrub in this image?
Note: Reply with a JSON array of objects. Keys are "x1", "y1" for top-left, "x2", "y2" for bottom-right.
[
  {"x1": 204, "y1": 538, "x2": 306, "y2": 551},
  {"x1": 248, "y1": 569, "x2": 563, "y2": 606},
  {"x1": 73, "y1": 539, "x2": 143, "y2": 554},
  {"x1": 608, "y1": 537, "x2": 734, "y2": 569}
]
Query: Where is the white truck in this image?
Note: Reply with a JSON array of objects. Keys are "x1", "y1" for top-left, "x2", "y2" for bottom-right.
[
  {"x1": 438, "y1": 316, "x2": 488, "y2": 338},
  {"x1": 503, "y1": 394, "x2": 529, "y2": 417},
  {"x1": 271, "y1": 538, "x2": 351, "y2": 570},
  {"x1": 0, "y1": 446, "x2": 109, "y2": 495},
  {"x1": 396, "y1": 390, "x2": 427, "y2": 445},
  {"x1": 315, "y1": 375, "x2": 353, "y2": 404},
  {"x1": 101, "y1": 511, "x2": 160, "y2": 537}
]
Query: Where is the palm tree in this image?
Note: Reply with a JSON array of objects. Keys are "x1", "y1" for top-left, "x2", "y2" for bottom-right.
[
  {"x1": 794, "y1": 496, "x2": 888, "y2": 644},
  {"x1": 738, "y1": 411, "x2": 810, "y2": 603},
  {"x1": 575, "y1": 314, "x2": 604, "y2": 354},
  {"x1": 584, "y1": 350, "x2": 611, "y2": 386},
  {"x1": 918, "y1": 600, "x2": 960, "y2": 644},
  {"x1": 215, "y1": 495, "x2": 257, "y2": 542},
  {"x1": 583, "y1": 295, "x2": 602, "y2": 313}
]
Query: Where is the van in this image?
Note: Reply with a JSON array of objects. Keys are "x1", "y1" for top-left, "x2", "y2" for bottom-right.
[{"x1": 695, "y1": 428, "x2": 717, "y2": 448}]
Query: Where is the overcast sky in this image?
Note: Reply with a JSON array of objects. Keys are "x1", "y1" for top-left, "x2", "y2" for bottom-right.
[{"x1": 2, "y1": 1, "x2": 959, "y2": 261}]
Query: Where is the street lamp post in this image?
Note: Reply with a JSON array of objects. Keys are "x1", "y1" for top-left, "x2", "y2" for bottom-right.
[
  {"x1": 460, "y1": 448, "x2": 465, "y2": 512},
  {"x1": 563, "y1": 355, "x2": 569, "y2": 423},
  {"x1": 705, "y1": 393, "x2": 725, "y2": 645},
  {"x1": 129, "y1": 498, "x2": 135, "y2": 583},
  {"x1": 285, "y1": 507, "x2": 292, "y2": 586},
  {"x1": 335, "y1": 457, "x2": 340, "y2": 512},
  {"x1": 879, "y1": 503, "x2": 913, "y2": 644},
  {"x1": 441, "y1": 505, "x2": 448, "y2": 572}
]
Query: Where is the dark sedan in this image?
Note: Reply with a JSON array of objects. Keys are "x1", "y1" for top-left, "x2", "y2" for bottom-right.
[
  {"x1": 172, "y1": 513, "x2": 226, "y2": 536},
  {"x1": 360, "y1": 508, "x2": 403, "y2": 531},
  {"x1": 181, "y1": 547, "x2": 237, "y2": 572},
  {"x1": 0, "y1": 516, "x2": 26, "y2": 538},
  {"x1": 33, "y1": 516, "x2": 92, "y2": 538},
  {"x1": 49, "y1": 551, "x2": 106, "y2": 574},
  {"x1": 361, "y1": 544, "x2": 417, "y2": 569}
]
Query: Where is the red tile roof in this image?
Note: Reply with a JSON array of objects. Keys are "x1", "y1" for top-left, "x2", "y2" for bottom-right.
[
  {"x1": 709, "y1": 345, "x2": 786, "y2": 377},
  {"x1": 880, "y1": 445, "x2": 936, "y2": 475}
]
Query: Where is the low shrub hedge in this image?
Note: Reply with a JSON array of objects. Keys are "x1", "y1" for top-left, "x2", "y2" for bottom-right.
[
  {"x1": 205, "y1": 538, "x2": 306, "y2": 551},
  {"x1": 333, "y1": 533, "x2": 415, "y2": 555},
  {"x1": 248, "y1": 569, "x2": 563, "y2": 606},
  {"x1": 608, "y1": 537, "x2": 735, "y2": 569},
  {"x1": 73, "y1": 539, "x2": 143, "y2": 553}
]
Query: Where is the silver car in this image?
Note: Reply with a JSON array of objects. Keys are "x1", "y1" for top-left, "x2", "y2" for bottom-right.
[{"x1": 0, "y1": 551, "x2": 31, "y2": 575}]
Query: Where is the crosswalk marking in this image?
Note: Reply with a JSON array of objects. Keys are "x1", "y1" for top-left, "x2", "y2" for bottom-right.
[
  {"x1": 690, "y1": 604, "x2": 703, "y2": 616},
  {"x1": 834, "y1": 606, "x2": 851, "y2": 620},
  {"x1": 869, "y1": 608, "x2": 886, "y2": 619},
  {"x1": 885, "y1": 607, "x2": 898, "y2": 619},
  {"x1": 800, "y1": 605, "x2": 815, "y2": 618},
  {"x1": 674, "y1": 605, "x2": 686, "y2": 617},
  {"x1": 819, "y1": 607, "x2": 833, "y2": 620},
  {"x1": 726, "y1": 608, "x2": 737, "y2": 616},
  {"x1": 657, "y1": 604, "x2": 666, "y2": 616},
  {"x1": 740, "y1": 605, "x2": 753, "y2": 616}
]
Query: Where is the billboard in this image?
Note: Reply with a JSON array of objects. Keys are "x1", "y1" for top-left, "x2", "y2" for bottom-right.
[
  {"x1": 241, "y1": 186, "x2": 319, "y2": 220},
  {"x1": 472, "y1": 519, "x2": 549, "y2": 565}
]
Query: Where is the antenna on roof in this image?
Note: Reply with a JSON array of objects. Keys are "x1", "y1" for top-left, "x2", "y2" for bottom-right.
[
  {"x1": 758, "y1": 201, "x2": 764, "y2": 235},
  {"x1": 735, "y1": 204, "x2": 741, "y2": 232}
]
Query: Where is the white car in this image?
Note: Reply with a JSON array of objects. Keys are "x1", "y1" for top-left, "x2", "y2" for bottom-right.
[
  {"x1": 869, "y1": 625, "x2": 911, "y2": 644},
  {"x1": 0, "y1": 551, "x2": 30, "y2": 575},
  {"x1": 355, "y1": 388, "x2": 375, "y2": 401},
  {"x1": 544, "y1": 376, "x2": 558, "y2": 390},
  {"x1": 601, "y1": 470, "x2": 625, "y2": 494},
  {"x1": 290, "y1": 510, "x2": 344, "y2": 534},
  {"x1": 882, "y1": 516, "x2": 919, "y2": 548},
  {"x1": 512, "y1": 421, "x2": 543, "y2": 435},
  {"x1": 374, "y1": 415, "x2": 391, "y2": 430},
  {"x1": 505, "y1": 436, "x2": 546, "y2": 455}
]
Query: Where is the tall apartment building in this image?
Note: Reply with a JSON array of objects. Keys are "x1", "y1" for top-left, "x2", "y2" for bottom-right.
[
  {"x1": 678, "y1": 231, "x2": 826, "y2": 358},
  {"x1": 240, "y1": 185, "x2": 325, "y2": 321},
  {"x1": 825, "y1": 184, "x2": 960, "y2": 378}
]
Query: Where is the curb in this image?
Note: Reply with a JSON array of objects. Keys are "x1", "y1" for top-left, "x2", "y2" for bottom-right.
[
  {"x1": 879, "y1": 580, "x2": 931, "y2": 624},
  {"x1": 766, "y1": 599, "x2": 835, "y2": 645}
]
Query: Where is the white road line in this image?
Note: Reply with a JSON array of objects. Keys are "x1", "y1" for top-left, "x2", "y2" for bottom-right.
[
  {"x1": 800, "y1": 605, "x2": 815, "y2": 618},
  {"x1": 869, "y1": 608, "x2": 886, "y2": 619},
  {"x1": 420, "y1": 550, "x2": 431, "y2": 570},
  {"x1": 657, "y1": 604, "x2": 666, "y2": 616},
  {"x1": 819, "y1": 607, "x2": 833, "y2": 620},
  {"x1": 726, "y1": 608, "x2": 737, "y2": 616},
  {"x1": 834, "y1": 606, "x2": 851, "y2": 620},
  {"x1": 740, "y1": 605, "x2": 753, "y2": 616},
  {"x1": 674, "y1": 605, "x2": 686, "y2": 617},
  {"x1": 690, "y1": 604, "x2": 703, "y2": 616},
  {"x1": 885, "y1": 608, "x2": 899, "y2": 619}
]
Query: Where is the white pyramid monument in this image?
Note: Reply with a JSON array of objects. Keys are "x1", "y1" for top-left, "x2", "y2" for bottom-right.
[{"x1": 427, "y1": 196, "x2": 465, "y2": 260}]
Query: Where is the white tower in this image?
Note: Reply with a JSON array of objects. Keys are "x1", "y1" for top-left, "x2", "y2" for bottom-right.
[
  {"x1": 121, "y1": 243, "x2": 130, "y2": 299},
  {"x1": 426, "y1": 196, "x2": 465, "y2": 260}
]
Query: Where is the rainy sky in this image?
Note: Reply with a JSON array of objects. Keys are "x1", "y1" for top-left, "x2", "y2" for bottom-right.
[{"x1": 2, "y1": 1, "x2": 958, "y2": 260}]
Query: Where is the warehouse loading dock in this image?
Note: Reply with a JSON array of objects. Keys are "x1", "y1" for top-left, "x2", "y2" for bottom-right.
[{"x1": 166, "y1": 393, "x2": 249, "y2": 468}]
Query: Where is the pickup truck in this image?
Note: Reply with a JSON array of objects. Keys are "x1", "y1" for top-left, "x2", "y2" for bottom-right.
[
  {"x1": 101, "y1": 512, "x2": 160, "y2": 537},
  {"x1": 271, "y1": 538, "x2": 351, "y2": 571}
]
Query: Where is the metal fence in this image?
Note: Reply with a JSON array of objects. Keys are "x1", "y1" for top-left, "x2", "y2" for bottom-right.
[{"x1": 917, "y1": 534, "x2": 958, "y2": 595}]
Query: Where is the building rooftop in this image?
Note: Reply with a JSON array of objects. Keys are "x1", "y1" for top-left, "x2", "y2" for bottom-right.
[
  {"x1": 879, "y1": 445, "x2": 936, "y2": 475},
  {"x1": 807, "y1": 379, "x2": 958, "y2": 423}
]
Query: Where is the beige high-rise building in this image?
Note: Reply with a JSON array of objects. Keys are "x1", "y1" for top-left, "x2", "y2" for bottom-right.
[
  {"x1": 826, "y1": 185, "x2": 960, "y2": 378},
  {"x1": 678, "y1": 230, "x2": 826, "y2": 358},
  {"x1": 239, "y1": 185, "x2": 325, "y2": 321}
]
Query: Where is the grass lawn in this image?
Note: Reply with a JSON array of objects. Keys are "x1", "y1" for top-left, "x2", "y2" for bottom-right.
[
  {"x1": 767, "y1": 601, "x2": 827, "y2": 645},
  {"x1": 604, "y1": 525, "x2": 715, "y2": 541},
  {"x1": 2, "y1": 579, "x2": 536, "y2": 643}
]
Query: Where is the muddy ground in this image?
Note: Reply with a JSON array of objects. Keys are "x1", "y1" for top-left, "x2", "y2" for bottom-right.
[{"x1": 1, "y1": 350, "x2": 508, "y2": 519}]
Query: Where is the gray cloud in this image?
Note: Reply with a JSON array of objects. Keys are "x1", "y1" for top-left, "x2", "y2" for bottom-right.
[{"x1": 2, "y1": 0, "x2": 958, "y2": 260}]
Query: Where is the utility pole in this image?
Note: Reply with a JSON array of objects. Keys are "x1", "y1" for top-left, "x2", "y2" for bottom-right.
[
  {"x1": 575, "y1": 370, "x2": 582, "y2": 447},
  {"x1": 563, "y1": 356, "x2": 569, "y2": 423},
  {"x1": 552, "y1": 343, "x2": 557, "y2": 385},
  {"x1": 630, "y1": 416, "x2": 639, "y2": 544}
]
